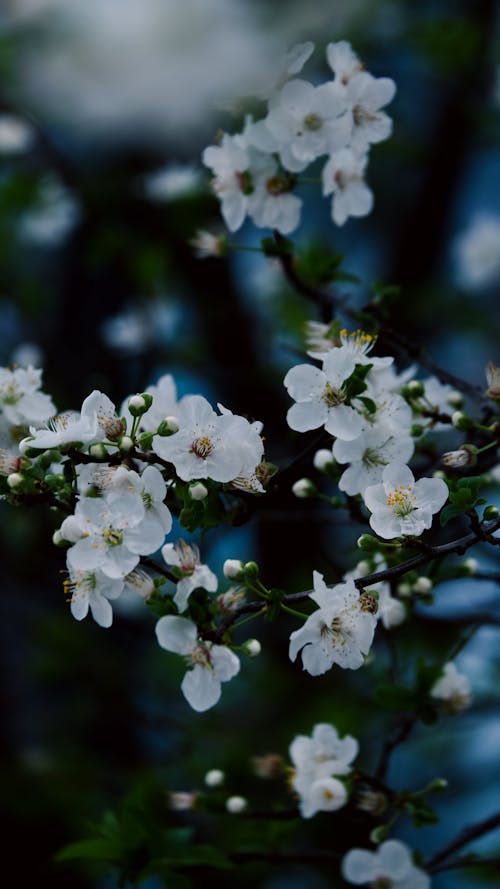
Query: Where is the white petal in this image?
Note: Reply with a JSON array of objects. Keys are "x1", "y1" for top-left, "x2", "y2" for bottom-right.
[
  {"x1": 155, "y1": 615, "x2": 197, "y2": 655},
  {"x1": 181, "y1": 664, "x2": 221, "y2": 712},
  {"x1": 341, "y1": 848, "x2": 376, "y2": 884}
]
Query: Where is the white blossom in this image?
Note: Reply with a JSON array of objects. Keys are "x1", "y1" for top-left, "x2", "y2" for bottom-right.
[
  {"x1": 289, "y1": 722, "x2": 357, "y2": 818},
  {"x1": 155, "y1": 615, "x2": 240, "y2": 712},
  {"x1": 322, "y1": 148, "x2": 373, "y2": 226},
  {"x1": 64, "y1": 565, "x2": 124, "y2": 628},
  {"x1": 0, "y1": 366, "x2": 55, "y2": 428},
  {"x1": 341, "y1": 70, "x2": 396, "y2": 154},
  {"x1": 430, "y1": 661, "x2": 472, "y2": 714},
  {"x1": 202, "y1": 132, "x2": 251, "y2": 231},
  {"x1": 153, "y1": 394, "x2": 263, "y2": 483},
  {"x1": 333, "y1": 427, "x2": 414, "y2": 497},
  {"x1": 454, "y1": 213, "x2": 500, "y2": 289},
  {"x1": 364, "y1": 463, "x2": 448, "y2": 539},
  {"x1": 289, "y1": 572, "x2": 377, "y2": 674},
  {"x1": 284, "y1": 350, "x2": 362, "y2": 440},
  {"x1": 342, "y1": 839, "x2": 430, "y2": 888},
  {"x1": 162, "y1": 540, "x2": 217, "y2": 613}
]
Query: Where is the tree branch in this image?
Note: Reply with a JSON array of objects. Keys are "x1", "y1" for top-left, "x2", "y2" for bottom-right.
[{"x1": 425, "y1": 810, "x2": 500, "y2": 871}]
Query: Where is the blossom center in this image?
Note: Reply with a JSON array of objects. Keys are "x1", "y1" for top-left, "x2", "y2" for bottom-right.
[
  {"x1": 353, "y1": 104, "x2": 379, "y2": 126},
  {"x1": 266, "y1": 173, "x2": 294, "y2": 195},
  {"x1": 371, "y1": 879, "x2": 392, "y2": 889},
  {"x1": 322, "y1": 382, "x2": 345, "y2": 407},
  {"x1": 387, "y1": 484, "x2": 417, "y2": 517},
  {"x1": 103, "y1": 527, "x2": 123, "y2": 547},
  {"x1": 191, "y1": 435, "x2": 214, "y2": 459},
  {"x1": 303, "y1": 112, "x2": 323, "y2": 132},
  {"x1": 340, "y1": 327, "x2": 376, "y2": 353},
  {"x1": 189, "y1": 644, "x2": 212, "y2": 669},
  {"x1": 235, "y1": 170, "x2": 254, "y2": 195},
  {"x1": 362, "y1": 448, "x2": 387, "y2": 468}
]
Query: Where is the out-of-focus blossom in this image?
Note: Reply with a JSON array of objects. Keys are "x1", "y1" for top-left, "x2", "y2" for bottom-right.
[{"x1": 454, "y1": 213, "x2": 500, "y2": 289}]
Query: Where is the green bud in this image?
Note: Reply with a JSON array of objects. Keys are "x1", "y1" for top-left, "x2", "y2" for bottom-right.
[
  {"x1": 118, "y1": 435, "x2": 134, "y2": 453},
  {"x1": 128, "y1": 392, "x2": 154, "y2": 416},
  {"x1": 369, "y1": 824, "x2": 389, "y2": 844},
  {"x1": 137, "y1": 432, "x2": 154, "y2": 450},
  {"x1": 483, "y1": 504, "x2": 499, "y2": 521},
  {"x1": 7, "y1": 472, "x2": 24, "y2": 489},
  {"x1": 403, "y1": 380, "x2": 425, "y2": 398},
  {"x1": 157, "y1": 416, "x2": 180, "y2": 436},
  {"x1": 451, "y1": 411, "x2": 474, "y2": 430},
  {"x1": 89, "y1": 443, "x2": 108, "y2": 460},
  {"x1": 243, "y1": 561, "x2": 259, "y2": 579},
  {"x1": 357, "y1": 534, "x2": 379, "y2": 551}
]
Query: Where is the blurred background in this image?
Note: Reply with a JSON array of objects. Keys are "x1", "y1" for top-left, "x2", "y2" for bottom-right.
[{"x1": 1, "y1": 0, "x2": 500, "y2": 886}]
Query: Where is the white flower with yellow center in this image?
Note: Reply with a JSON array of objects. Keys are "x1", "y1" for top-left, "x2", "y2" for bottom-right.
[
  {"x1": 0, "y1": 365, "x2": 55, "y2": 428},
  {"x1": 66, "y1": 490, "x2": 152, "y2": 579},
  {"x1": 289, "y1": 572, "x2": 377, "y2": 675},
  {"x1": 364, "y1": 463, "x2": 448, "y2": 539},
  {"x1": 342, "y1": 839, "x2": 430, "y2": 888},
  {"x1": 430, "y1": 661, "x2": 472, "y2": 714},
  {"x1": 155, "y1": 615, "x2": 240, "y2": 712},
  {"x1": 64, "y1": 565, "x2": 124, "y2": 628},
  {"x1": 284, "y1": 350, "x2": 363, "y2": 440},
  {"x1": 322, "y1": 148, "x2": 373, "y2": 226},
  {"x1": 341, "y1": 70, "x2": 396, "y2": 155},
  {"x1": 153, "y1": 394, "x2": 263, "y2": 483},
  {"x1": 202, "y1": 132, "x2": 252, "y2": 232}
]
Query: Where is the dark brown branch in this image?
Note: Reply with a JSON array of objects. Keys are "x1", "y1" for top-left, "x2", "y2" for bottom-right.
[{"x1": 425, "y1": 810, "x2": 500, "y2": 871}]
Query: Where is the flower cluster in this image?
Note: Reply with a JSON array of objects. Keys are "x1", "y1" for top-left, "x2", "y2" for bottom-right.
[
  {"x1": 288, "y1": 722, "x2": 358, "y2": 818},
  {"x1": 284, "y1": 324, "x2": 449, "y2": 536},
  {"x1": 202, "y1": 40, "x2": 395, "y2": 234},
  {"x1": 341, "y1": 838, "x2": 430, "y2": 888}
]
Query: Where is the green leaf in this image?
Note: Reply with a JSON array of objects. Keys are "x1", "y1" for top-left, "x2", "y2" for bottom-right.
[
  {"x1": 55, "y1": 838, "x2": 120, "y2": 863},
  {"x1": 261, "y1": 235, "x2": 293, "y2": 257},
  {"x1": 439, "y1": 504, "x2": 466, "y2": 526},
  {"x1": 357, "y1": 396, "x2": 377, "y2": 414}
]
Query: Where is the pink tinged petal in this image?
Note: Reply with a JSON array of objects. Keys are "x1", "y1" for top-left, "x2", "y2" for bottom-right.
[
  {"x1": 341, "y1": 848, "x2": 377, "y2": 884},
  {"x1": 181, "y1": 664, "x2": 221, "y2": 712},
  {"x1": 287, "y1": 401, "x2": 326, "y2": 432},
  {"x1": 377, "y1": 839, "x2": 414, "y2": 880},
  {"x1": 210, "y1": 645, "x2": 240, "y2": 682},
  {"x1": 324, "y1": 403, "x2": 363, "y2": 440},
  {"x1": 283, "y1": 364, "x2": 326, "y2": 400},
  {"x1": 88, "y1": 593, "x2": 114, "y2": 629},
  {"x1": 155, "y1": 615, "x2": 197, "y2": 655}
]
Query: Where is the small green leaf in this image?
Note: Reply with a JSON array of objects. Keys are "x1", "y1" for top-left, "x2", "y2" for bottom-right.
[{"x1": 55, "y1": 838, "x2": 120, "y2": 863}]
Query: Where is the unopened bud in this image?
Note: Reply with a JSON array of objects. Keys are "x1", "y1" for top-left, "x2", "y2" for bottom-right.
[
  {"x1": 313, "y1": 449, "x2": 335, "y2": 471},
  {"x1": 128, "y1": 394, "x2": 148, "y2": 416},
  {"x1": 243, "y1": 561, "x2": 259, "y2": 578},
  {"x1": 7, "y1": 472, "x2": 23, "y2": 488},
  {"x1": 451, "y1": 411, "x2": 473, "y2": 429},
  {"x1": 483, "y1": 504, "x2": 499, "y2": 520},
  {"x1": 414, "y1": 576, "x2": 433, "y2": 594},
  {"x1": 225, "y1": 795, "x2": 248, "y2": 814},
  {"x1": 168, "y1": 791, "x2": 197, "y2": 811},
  {"x1": 204, "y1": 769, "x2": 225, "y2": 788},
  {"x1": 432, "y1": 470, "x2": 446, "y2": 479},
  {"x1": 52, "y1": 529, "x2": 65, "y2": 546},
  {"x1": 157, "y1": 416, "x2": 180, "y2": 435},
  {"x1": 118, "y1": 435, "x2": 134, "y2": 453},
  {"x1": 460, "y1": 557, "x2": 478, "y2": 575},
  {"x1": 89, "y1": 443, "x2": 108, "y2": 460},
  {"x1": 355, "y1": 788, "x2": 388, "y2": 816},
  {"x1": 403, "y1": 380, "x2": 425, "y2": 398},
  {"x1": 292, "y1": 478, "x2": 316, "y2": 498},
  {"x1": 251, "y1": 754, "x2": 283, "y2": 779},
  {"x1": 189, "y1": 481, "x2": 208, "y2": 501},
  {"x1": 397, "y1": 581, "x2": 412, "y2": 598},
  {"x1": 357, "y1": 534, "x2": 379, "y2": 551},
  {"x1": 242, "y1": 638, "x2": 261, "y2": 657},
  {"x1": 223, "y1": 559, "x2": 244, "y2": 579},
  {"x1": 441, "y1": 445, "x2": 477, "y2": 468},
  {"x1": 446, "y1": 391, "x2": 464, "y2": 408}
]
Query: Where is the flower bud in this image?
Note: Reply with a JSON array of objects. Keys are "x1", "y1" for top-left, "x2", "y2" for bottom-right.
[
  {"x1": 157, "y1": 416, "x2": 180, "y2": 435},
  {"x1": 441, "y1": 445, "x2": 477, "y2": 468},
  {"x1": 354, "y1": 788, "x2": 388, "y2": 816},
  {"x1": 168, "y1": 791, "x2": 197, "y2": 811},
  {"x1": 251, "y1": 754, "x2": 283, "y2": 779},
  {"x1": 52, "y1": 529, "x2": 65, "y2": 546},
  {"x1": 313, "y1": 448, "x2": 335, "y2": 471},
  {"x1": 223, "y1": 559, "x2": 244, "y2": 579},
  {"x1": 403, "y1": 380, "x2": 425, "y2": 398},
  {"x1": 432, "y1": 470, "x2": 446, "y2": 479},
  {"x1": 451, "y1": 411, "x2": 473, "y2": 429},
  {"x1": 118, "y1": 435, "x2": 134, "y2": 453},
  {"x1": 357, "y1": 534, "x2": 379, "y2": 551},
  {"x1": 243, "y1": 561, "x2": 259, "y2": 578},
  {"x1": 292, "y1": 478, "x2": 316, "y2": 498},
  {"x1": 128, "y1": 392, "x2": 153, "y2": 417},
  {"x1": 397, "y1": 581, "x2": 412, "y2": 598},
  {"x1": 89, "y1": 443, "x2": 108, "y2": 460},
  {"x1": 242, "y1": 638, "x2": 261, "y2": 657},
  {"x1": 446, "y1": 391, "x2": 464, "y2": 408},
  {"x1": 413, "y1": 576, "x2": 433, "y2": 594},
  {"x1": 204, "y1": 769, "x2": 225, "y2": 788},
  {"x1": 460, "y1": 557, "x2": 478, "y2": 575},
  {"x1": 225, "y1": 795, "x2": 248, "y2": 814},
  {"x1": 7, "y1": 472, "x2": 24, "y2": 488},
  {"x1": 483, "y1": 504, "x2": 499, "y2": 520},
  {"x1": 188, "y1": 481, "x2": 208, "y2": 501}
]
